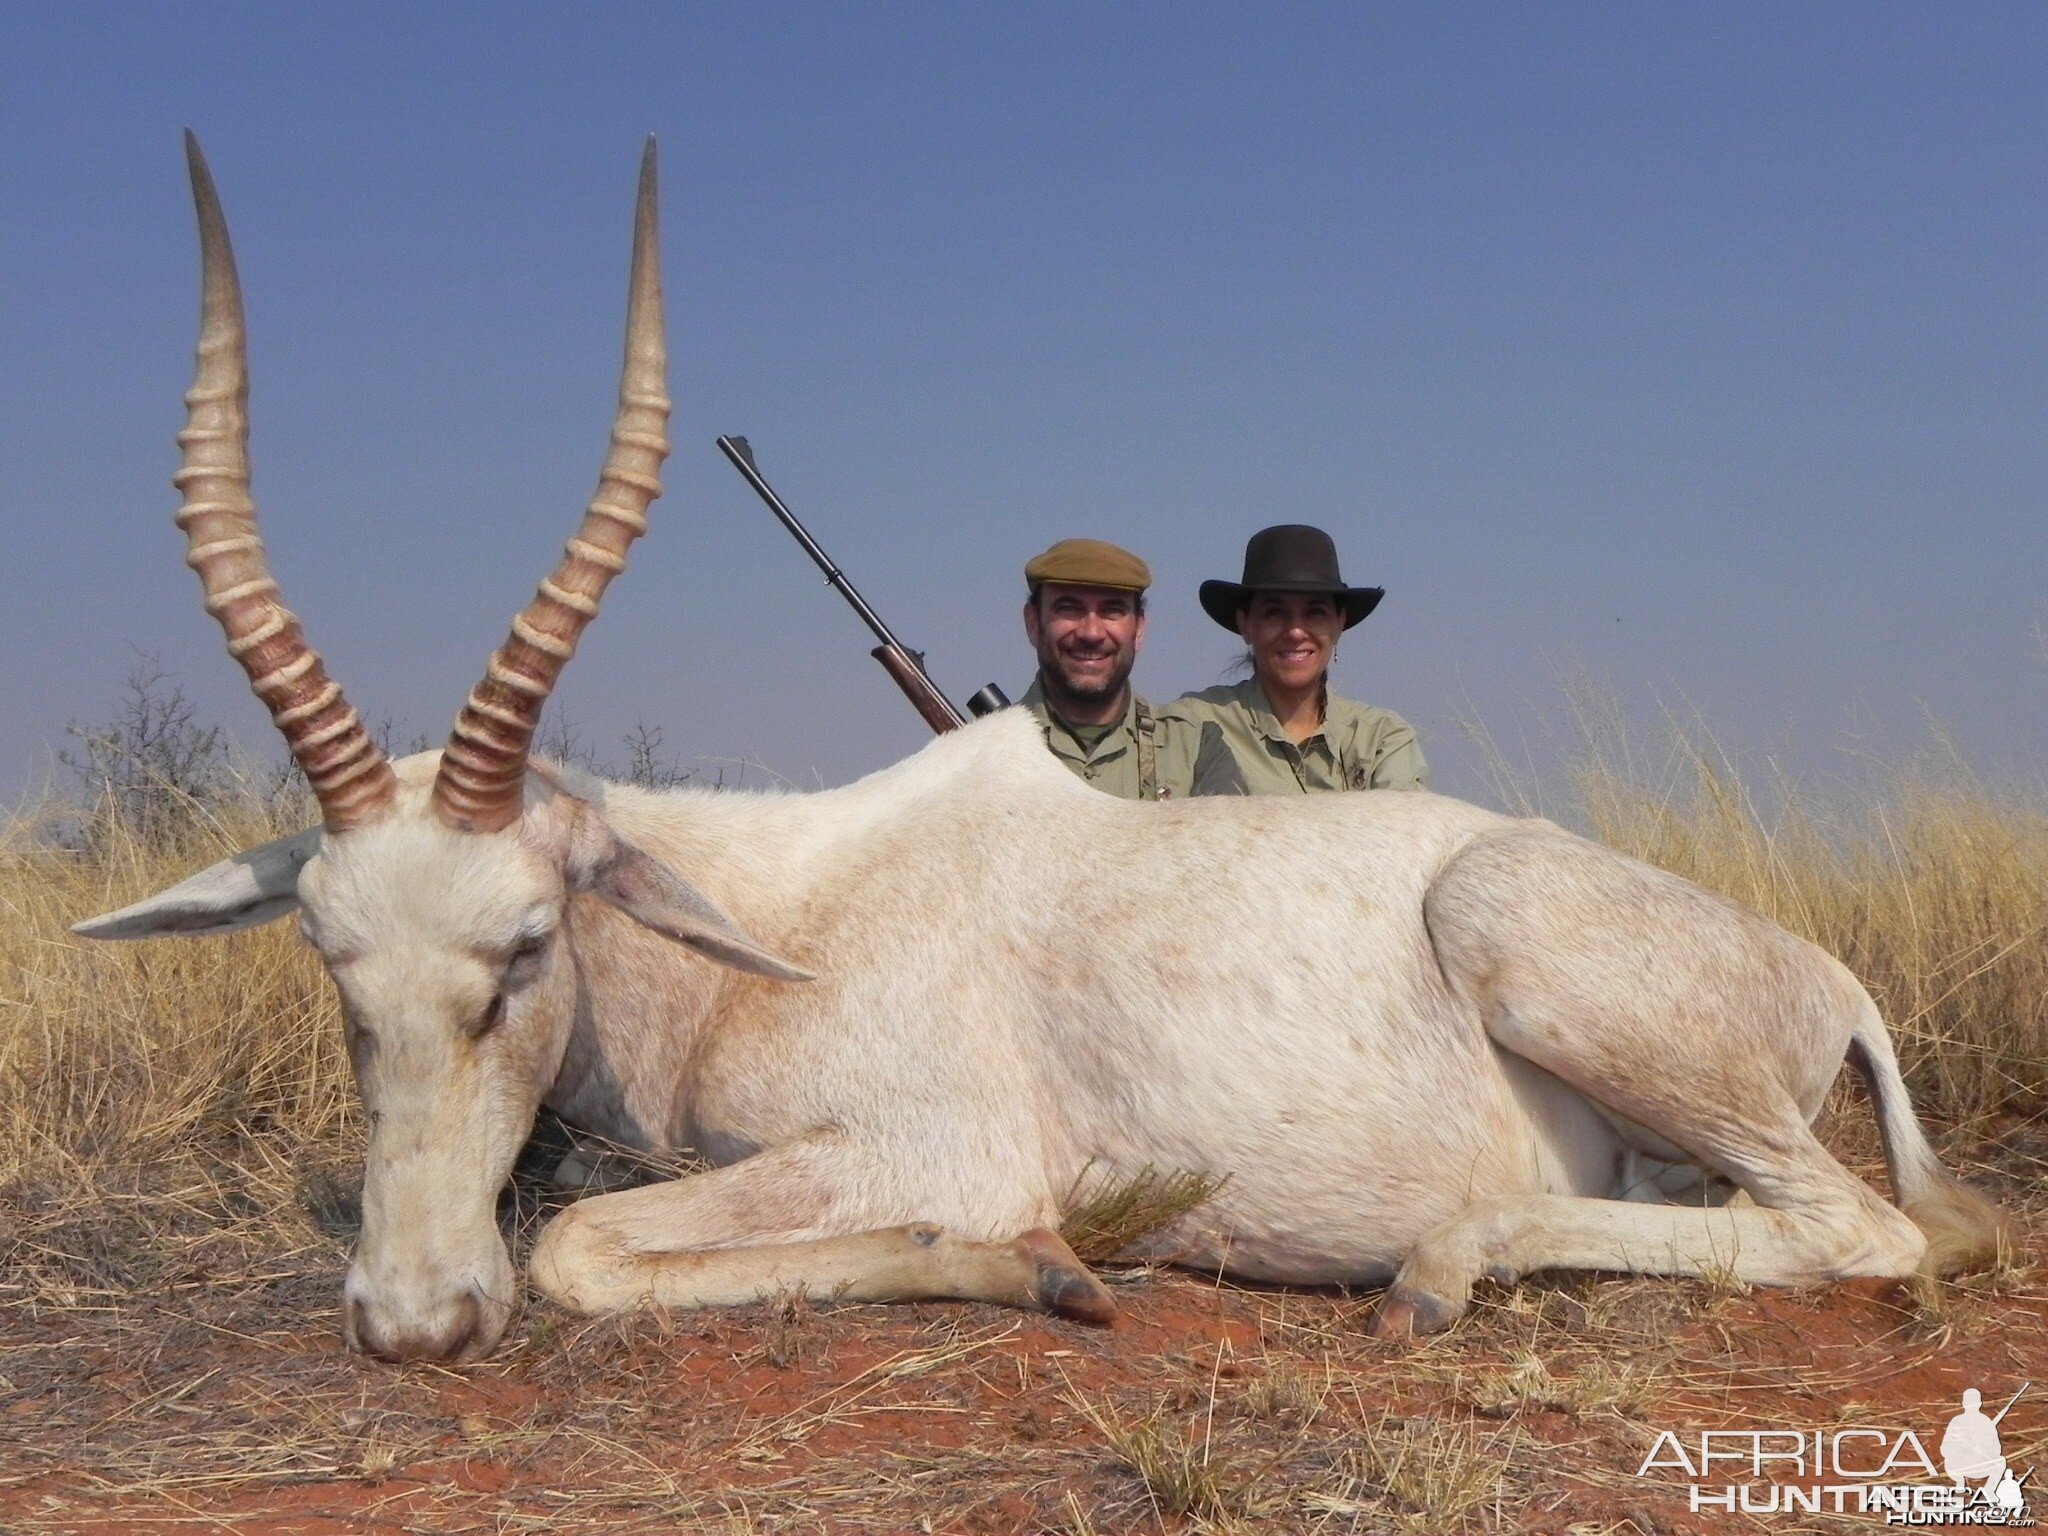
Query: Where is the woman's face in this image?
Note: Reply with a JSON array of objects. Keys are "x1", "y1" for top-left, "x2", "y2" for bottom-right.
[{"x1": 1237, "y1": 591, "x2": 1344, "y2": 698}]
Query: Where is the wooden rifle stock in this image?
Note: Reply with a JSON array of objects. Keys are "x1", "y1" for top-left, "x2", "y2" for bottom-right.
[{"x1": 872, "y1": 644, "x2": 963, "y2": 734}]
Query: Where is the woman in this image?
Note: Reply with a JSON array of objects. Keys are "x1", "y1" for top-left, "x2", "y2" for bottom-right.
[{"x1": 1161, "y1": 524, "x2": 1427, "y2": 793}]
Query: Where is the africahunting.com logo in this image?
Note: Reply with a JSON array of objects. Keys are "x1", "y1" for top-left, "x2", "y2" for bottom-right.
[{"x1": 1636, "y1": 1384, "x2": 2033, "y2": 1524}]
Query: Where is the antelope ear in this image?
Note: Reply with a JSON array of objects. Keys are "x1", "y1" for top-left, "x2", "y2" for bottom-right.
[
  {"x1": 72, "y1": 826, "x2": 320, "y2": 940},
  {"x1": 585, "y1": 836, "x2": 813, "y2": 983}
]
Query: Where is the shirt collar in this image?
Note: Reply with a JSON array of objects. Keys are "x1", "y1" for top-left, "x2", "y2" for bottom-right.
[
  {"x1": 1236, "y1": 676, "x2": 1329, "y2": 749},
  {"x1": 1023, "y1": 675, "x2": 1140, "y2": 756}
]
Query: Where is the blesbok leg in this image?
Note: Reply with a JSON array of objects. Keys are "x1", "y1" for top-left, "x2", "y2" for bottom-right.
[
  {"x1": 1381, "y1": 827, "x2": 1942, "y2": 1335},
  {"x1": 528, "y1": 1140, "x2": 1113, "y2": 1322},
  {"x1": 1373, "y1": 1158, "x2": 1925, "y2": 1337}
]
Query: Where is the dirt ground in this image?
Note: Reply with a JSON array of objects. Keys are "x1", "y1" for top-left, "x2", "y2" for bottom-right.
[{"x1": 4, "y1": 1119, "x2": 2045, "y2": 1536}]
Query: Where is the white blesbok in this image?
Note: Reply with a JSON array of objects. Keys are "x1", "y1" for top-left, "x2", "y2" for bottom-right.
[{"x1": 80, "y1": 137, "x2": 2002, "y2": 1364}]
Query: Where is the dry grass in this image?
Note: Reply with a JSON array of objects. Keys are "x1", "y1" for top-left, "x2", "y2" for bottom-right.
[
  {"x1": 1316, "y1": 1411, "x2": 1518, "y2": 1533},
  {"x1": 1067, "y1": 1389, "x2": 1267, "y2": 1531},
  {"x1": 1, "y1": 779, "x2": 357, "y2": 1333},
  {"x1": 1060, "y1": 1164, "x2": 1230, "y2": 1265},
  {"x1": 1464, "y1": 1347, "x2": 1667, "y2": 1420},
  {"x1": 2, "y1": 782, "x2": 349, "y2": 1173}
]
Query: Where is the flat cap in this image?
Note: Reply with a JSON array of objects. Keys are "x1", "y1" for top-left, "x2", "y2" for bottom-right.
[{"x1": 1023, "y1": 538, "x2": 1151, "y2": 593}]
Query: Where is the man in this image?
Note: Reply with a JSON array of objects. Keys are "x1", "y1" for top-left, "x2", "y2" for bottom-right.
[{"x1": 1018, "y1": 539, "x2": 1243, "y2": 799}]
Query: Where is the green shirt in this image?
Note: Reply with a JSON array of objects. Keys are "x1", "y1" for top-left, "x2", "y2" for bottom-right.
[
  {"x1": 1157, "y1": 678, "x2": 1428, "y2": 794},
  {"x1": 1019, "y1": 678, "x2": 1246, "y2": 800}
]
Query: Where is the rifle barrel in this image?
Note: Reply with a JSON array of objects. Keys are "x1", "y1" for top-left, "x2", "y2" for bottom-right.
[
  {"x1": 718, "y1": 435, "x2": 967, "y2": 729},
  {"x1": 717, "y1": 436, "x2": 902, "y2": 653}
]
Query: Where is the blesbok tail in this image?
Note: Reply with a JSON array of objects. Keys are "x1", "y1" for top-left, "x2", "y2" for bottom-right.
[{"x1": 1846, "y1": 999, "x2": 2007, "y2": 1276}]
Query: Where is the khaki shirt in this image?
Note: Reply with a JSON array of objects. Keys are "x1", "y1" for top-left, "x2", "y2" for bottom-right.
[
  {"x1": 1157, "y1": 678, "x2": 1428, "y2": 794},
  {"x1": 1019, "y1": 678, "x2": 1245, "y2": 800}
]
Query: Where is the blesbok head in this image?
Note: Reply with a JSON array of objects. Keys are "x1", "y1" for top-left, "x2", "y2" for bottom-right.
[{"x1": 75, "y1": 136, "x2": 807, "y2": 1364}]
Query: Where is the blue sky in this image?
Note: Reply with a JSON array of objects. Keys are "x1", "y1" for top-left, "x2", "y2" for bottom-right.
[{"x1": 6, "y1": 4, "x2": 2043, "y2": 804}]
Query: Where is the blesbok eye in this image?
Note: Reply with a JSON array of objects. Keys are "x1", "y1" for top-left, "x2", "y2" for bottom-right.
[
  {"x1": 471, "y1": 934, "x2": 548, "y2": 1038},
  {"x1": 503, "y1": 934, "x2": 548, "y2": 982},
  {"x1": 341, "y1": 1006, "x2": 376, "y2": 1075},
  {"x1": 471, "y1": 990, "x2": 508, "y2": 1039}
]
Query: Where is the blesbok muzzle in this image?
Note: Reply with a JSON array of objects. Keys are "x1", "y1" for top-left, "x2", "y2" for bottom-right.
[
  {"x1": 344, "y1": 1172, "x2": 517, "y2": 1363},
  {"x1": 345, "y1": 1265, "x2": 510, "y2": 1365}
]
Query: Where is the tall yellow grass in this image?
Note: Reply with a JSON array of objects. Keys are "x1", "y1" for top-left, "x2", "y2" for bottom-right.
[
  {"x1": 3, "y1": 710, "x2": 2043, "y2": 1204},
  {"x1": 1, "y1": 787, "x2": 355, "y2": 1194}
]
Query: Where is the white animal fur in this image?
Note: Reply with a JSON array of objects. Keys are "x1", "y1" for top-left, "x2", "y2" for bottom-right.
[{"x1": 81, "y1": 708, "x2": 2002, "y2": 1360}]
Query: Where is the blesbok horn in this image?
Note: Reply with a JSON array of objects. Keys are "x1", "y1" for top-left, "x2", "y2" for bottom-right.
[
  {"x1": 431, "y1": 138, "x2": 670, "y2": 833},
  {"x1": 175, "y1": 131, "x2": 397, "y2": 833}
]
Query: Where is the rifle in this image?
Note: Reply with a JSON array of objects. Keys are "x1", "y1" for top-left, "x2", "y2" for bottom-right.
[
  {"x1": 717, "y1": 436, "x2": 1009, "y2": 734},
  {"x1": 1992, "y1": 1383, "x2": 2029, "y2": 1425}
]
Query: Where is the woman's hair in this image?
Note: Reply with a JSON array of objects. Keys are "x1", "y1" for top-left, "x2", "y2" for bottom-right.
[{"x1": 1219, "y1": 598, "x2": 1256, "y2": 680}]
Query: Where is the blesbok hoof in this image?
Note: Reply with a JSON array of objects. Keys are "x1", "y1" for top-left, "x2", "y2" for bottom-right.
[
  {"x1": 1016, "y1": 1229, "x2": 1118, "y2": 1324},
  {"x1": 1369, "y1": 1285, "x2": 1464, "y2": 1340}
]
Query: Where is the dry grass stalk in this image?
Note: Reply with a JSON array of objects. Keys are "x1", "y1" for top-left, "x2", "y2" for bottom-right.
[
  {"x1": 1465, "y1": 1348, "x2": 1665, "y2": 1420},
  {"x1": 745, "y1": 1321, "x2": 1021, "y2": 1448},
  {"x1": 1325, "y1": 1410, "x2": 1517, "y2": 1532},
  {"x1": 1067, "y1": 1389, "x2": 1265, "y2": 1531},
  {"x1": 1236, "y1": 1355, "x2": 1333, "y2": 1424},
  {"x1": 1059, "y1": 1162, "x2": 1229, "y2": 1265}
]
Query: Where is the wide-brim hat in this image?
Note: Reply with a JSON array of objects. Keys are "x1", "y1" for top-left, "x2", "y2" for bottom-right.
[{"x1": 1198, "y1": 524, "x2": 1384, "y2": 631}]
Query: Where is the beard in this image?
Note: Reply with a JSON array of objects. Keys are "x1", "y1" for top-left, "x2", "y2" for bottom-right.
[{"x1": 1041, "y1": 643, "x2": 1135, "y2": 706}]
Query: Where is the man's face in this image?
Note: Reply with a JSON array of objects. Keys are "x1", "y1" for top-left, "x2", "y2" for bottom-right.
[{"x1": 1023, "y1": 583, "x2": 1146, "y2": 706}]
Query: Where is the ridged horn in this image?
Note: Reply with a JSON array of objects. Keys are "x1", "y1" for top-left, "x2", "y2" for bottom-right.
[
  {"x1": 175, "y1": 131, "x2": 397, "y2": 833},
  {"x1": 431, "y1": 139, "x2": 670, "y2": 833}
]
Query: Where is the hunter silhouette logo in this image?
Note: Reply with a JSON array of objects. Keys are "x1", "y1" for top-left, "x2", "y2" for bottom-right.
[
  {"x1": 1637, "y1": 1382, "x2": 2034, "y2": 1524},
  {"x1": 1943, "y1": 1389, "x2": 2030, "y2": 1518}
]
